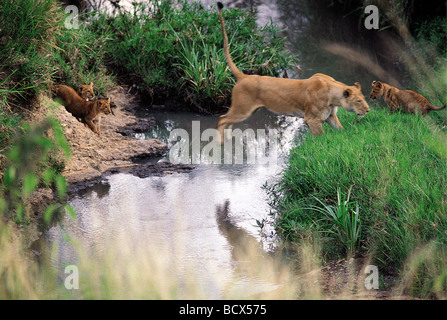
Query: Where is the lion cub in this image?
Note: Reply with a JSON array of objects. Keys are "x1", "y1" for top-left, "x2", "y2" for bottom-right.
[
  {"x1": 76, "y1": 82, "x2": 95, "y2": 101},
  {"x1": 54, "y1": 84, "x2": 111, "y2": 136},
  {"x1": 370, "y1": 81, "x2": 446, "y2": 115}
]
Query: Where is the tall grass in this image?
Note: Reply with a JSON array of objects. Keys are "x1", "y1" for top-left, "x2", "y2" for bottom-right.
[
  {"x1": 53, "y1": 14, "x2": 115, "y2": 97},
  {"x1": 267, "y1": 106, "x2": 447, "y2": 297},
  {"x1": 0, "y1": 0, "x2": 64, "y2": 100},
  {"x1": 100, "y1": 0, "x2": 297, "y2": 112},
  {"x1": 307, "y1": 188, "x2": 362, "y2": 256}
]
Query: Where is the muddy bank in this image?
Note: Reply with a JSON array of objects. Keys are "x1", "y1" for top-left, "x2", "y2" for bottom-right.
[
  {"x1": 28, "y1": 85, "x2": 196, "y2": 204},
  {"x1": 55, "y1": 85, "x2": 169, "y2": 186}
]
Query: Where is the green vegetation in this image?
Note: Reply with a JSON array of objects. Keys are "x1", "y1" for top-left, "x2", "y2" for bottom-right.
[
  {"x1": 99, "y1": 0, "x2": 295, "y2": 112},
  {"x1": 267, "y1": 106, "x2": 447, "y2": 297},
  {"x1": 0, "y1": 0, "x2": 445, "y2": 300},
  {"x1": 0, "y1": 109, "x2": 21, "y2": 151},
  {"x1": 306, "y1": 187, "x2": 362, "y2": 255},
  {"x1": 54, "y1": 16, "x2": 115, "y2": 97},
  {"x1": 0, "y1": 0, "x2": 63, "y2": 101},
  {"x1": 0, "y1": 116, "x2": 72, "y2": 224}
]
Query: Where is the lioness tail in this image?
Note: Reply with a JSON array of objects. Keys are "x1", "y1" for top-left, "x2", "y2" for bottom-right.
[{"x1": 217, "y1": 2, "x2": 246, "y2": 80}]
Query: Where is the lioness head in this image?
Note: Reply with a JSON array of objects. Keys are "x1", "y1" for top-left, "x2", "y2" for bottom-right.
[
  {"x1": 77, "y1": 82, "x2": 95, "y2": 101},
  {"x1": 95, "y1": 98, "x2": 112, "y2": 115},
  {"x1": 370, "y1": 81, "x2": 384, "y2": 100},
  {"x1": 341, "y1": 82, "x2": 370, "y2": 117}
]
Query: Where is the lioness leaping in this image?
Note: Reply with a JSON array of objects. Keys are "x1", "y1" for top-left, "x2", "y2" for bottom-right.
[
  {"x1": 216, "y1": 2, "x2": 370, "y2": 142},
  {"x1": 370, "y1": 81, "x2": 446, "y2": 115}
]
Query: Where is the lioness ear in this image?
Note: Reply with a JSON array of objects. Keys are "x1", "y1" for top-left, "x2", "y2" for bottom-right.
[
  {"x1": 89, "y1": 82, "x2": 93, "y2": 87},
  {"x1": 107, "y1": 97, "x2": 110, "y2": 103},
  {"x1": 376, "y1": 82, "x2": 382, "y2": 88},
  {"x1": 354, "y1": 82, "x2": 361, "y2": 89},
  {"x1": 343, "y1": 89, "x2": 351, "y2": 98},
  {"x1": 372, "y1": 80, "x2": 376, "y2": 86}
]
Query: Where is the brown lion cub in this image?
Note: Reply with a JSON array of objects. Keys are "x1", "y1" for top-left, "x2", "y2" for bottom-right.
[
  {"x1": 76, "y1": 82, "x2": 95, "y2": 101},
  {"x1": 216, "y1": 3, "x2": 370, "y2": 141},
  {"x1": 370, "y1": 81, "x2": 446, "y2": 115},
  {"x1": 54, "y1": 85, "x2": 111, "y2": 136}
]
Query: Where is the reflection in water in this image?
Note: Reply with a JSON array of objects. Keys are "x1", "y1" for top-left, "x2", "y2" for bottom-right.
[{"x1": 45, "y1": 110, "x2": 304, "y2": 298}]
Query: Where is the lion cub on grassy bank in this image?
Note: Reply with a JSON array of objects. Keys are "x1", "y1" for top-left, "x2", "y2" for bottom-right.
[
  {"x1": 370, "y1": 81, "x2": 446, "y2": 115},
  {"x1": 54, "y1": 84, "x2": 111, "y2": 136}
]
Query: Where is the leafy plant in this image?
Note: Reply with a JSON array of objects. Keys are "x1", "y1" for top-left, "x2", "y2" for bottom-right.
[
  {"x1": 307, "y1": 187, "x2": 362, "y2": 255},
  {"x1": 0, "y1": 118, "x2": 73, "y2": 224}
]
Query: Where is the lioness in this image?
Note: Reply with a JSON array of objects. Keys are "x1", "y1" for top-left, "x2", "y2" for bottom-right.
[
  {"x1": 216, "y1": 2, "x2": 370, "y2": 141},
  {"x1": 370, "y1": 81, "x2": 446, "y2": 115},
  {"x1": 76, "y1": 82, "x2": 95, "y2": 101},
  {"x1": 54, "y1": 84, "x2": 111, "y2": 136}
]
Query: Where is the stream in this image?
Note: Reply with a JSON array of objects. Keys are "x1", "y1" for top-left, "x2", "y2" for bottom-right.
[
  {"x1": 43, "y1": 0, "x2": 406, "y2": 299},
  {"x1": 45, "y1": 108, "x2": 305, "y2": 298}
]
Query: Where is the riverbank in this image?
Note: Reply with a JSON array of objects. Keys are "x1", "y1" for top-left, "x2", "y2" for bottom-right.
[{"x1": 268, "y1": 107, "x2": 447, "y2": 298}]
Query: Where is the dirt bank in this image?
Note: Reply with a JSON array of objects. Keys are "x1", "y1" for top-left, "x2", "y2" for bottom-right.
[{"x1": 32, "y1": 85, "x2": 196, "y2": 195}]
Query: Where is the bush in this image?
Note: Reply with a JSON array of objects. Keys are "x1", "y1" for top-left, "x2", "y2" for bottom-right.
[
  {"x1": 0, "y1": 117, "x2": 72, "y2": 224},
  {"x1": 98, "y1": 0, "x2": 297, "y2": 113}
]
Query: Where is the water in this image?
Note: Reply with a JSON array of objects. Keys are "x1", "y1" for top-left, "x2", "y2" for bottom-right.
[
  {"x1": 44, "y1": 0, "x2": 406, "y2": 298},
  {"x1": 45, "y1": 108, "x2": 305, "y2": 298}
]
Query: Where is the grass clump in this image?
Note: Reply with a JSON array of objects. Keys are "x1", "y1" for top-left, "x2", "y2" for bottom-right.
[
  {"x1": 99, "y1": 0, "x2": 296, "y2": 113},
  {"x1": 53, "y1": 13, "x2": 115, "y2": 97},
  {"x1": 306, "y1": 187, "x2": 362, "y2": 256},
  {"x1": 267, "y1": 106, "x2": 447, "y2": 297},
  {"x1": 0, "y1": 0, "x2": 64, "y2": 102}
]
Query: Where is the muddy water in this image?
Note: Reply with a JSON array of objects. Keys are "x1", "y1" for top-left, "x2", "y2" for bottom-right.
[{"x1": 44, "y1": 0, "x2": 403, "y2": 298}]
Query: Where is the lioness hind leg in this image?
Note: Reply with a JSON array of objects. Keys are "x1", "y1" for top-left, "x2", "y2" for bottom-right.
[
  {"x1": 217, "y1": 114, "x2": 242, "y2": 144},
  {"x1": 217, "y1": 105, "x2": 259, "y2": 144}
]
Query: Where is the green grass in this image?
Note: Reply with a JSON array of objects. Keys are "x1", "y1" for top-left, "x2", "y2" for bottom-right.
[
  {"x1": 0, "y1": 0, "x2": 63, "y2": 100},
  {"x1": 267, "y1": 106, "x2": 447, "y2": 297},
  {"x1": 53, "y1": 13, "x2": 115, "y2": 97},
  {"x1": 98, "y1": 0, "x2": 297, "y2": 112},
  {"x1": 305, "y1": 187, "x2": 362, "y2": 255},
  {"x1": 0, "y1": 109, "x2": 21, "y2": 152}
]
